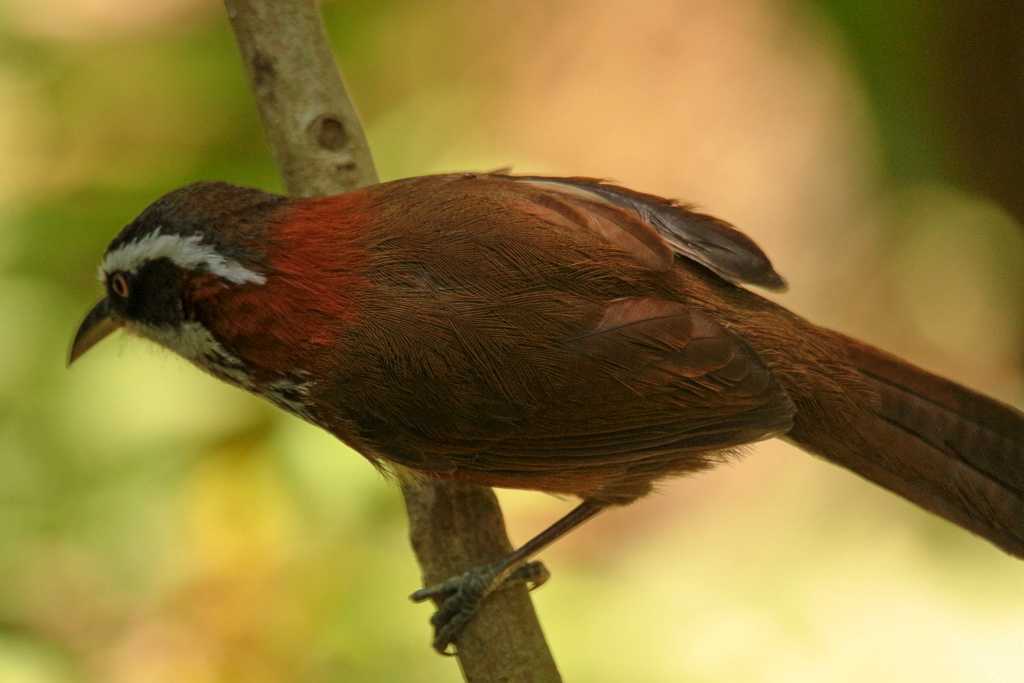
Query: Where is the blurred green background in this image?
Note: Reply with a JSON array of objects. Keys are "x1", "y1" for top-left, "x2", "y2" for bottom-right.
[{"x1": 2, "y1": 1, "x2": 1022, "y2": 681}]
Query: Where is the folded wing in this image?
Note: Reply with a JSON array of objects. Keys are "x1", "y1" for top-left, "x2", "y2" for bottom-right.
[{"x1": 510, "y1": 175, "x2": 787, "y2": 290}]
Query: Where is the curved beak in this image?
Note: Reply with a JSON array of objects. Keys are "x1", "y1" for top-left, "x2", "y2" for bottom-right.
[{"x1": 68, "y1": 298, "x2": 122, "y2": 367}]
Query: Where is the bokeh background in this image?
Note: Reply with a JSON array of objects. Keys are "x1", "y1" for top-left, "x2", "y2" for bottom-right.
[{"x1": 2, "y1": 1, "x2": 1023, "y2": 681}]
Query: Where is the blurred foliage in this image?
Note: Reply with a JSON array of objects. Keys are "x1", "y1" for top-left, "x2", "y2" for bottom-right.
[
  {"x1": 816, "y1": 0, "x2": 943, "y2": 180},
  {"x1": 817, "y1": 2, "x2": 1024, "y2": 369},
  {"x1": 0, "y1": 1, "x2": 1021, "y2": 681}
]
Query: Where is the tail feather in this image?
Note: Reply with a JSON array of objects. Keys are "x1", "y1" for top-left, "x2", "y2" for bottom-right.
[
  {"x1": 849, "y1": 341, "x2": 1024, "y2": 494},
  {"x1": 794, "y1": 337, "x2": 1024, "y2": 557}
]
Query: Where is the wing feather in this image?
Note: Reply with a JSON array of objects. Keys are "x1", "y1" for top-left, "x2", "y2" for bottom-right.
[{"x1": 511, "y1": 175, "x2": 787, "y2": 290}]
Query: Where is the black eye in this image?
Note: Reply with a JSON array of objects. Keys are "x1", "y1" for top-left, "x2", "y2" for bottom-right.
[{"x1": 110, "y1": 272, "x2": 131, "y2": 298}]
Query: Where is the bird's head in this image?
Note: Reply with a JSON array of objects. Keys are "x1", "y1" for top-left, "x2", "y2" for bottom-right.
[{"x1": 69, "y1": 182, "x2": 289, "y2": 382}]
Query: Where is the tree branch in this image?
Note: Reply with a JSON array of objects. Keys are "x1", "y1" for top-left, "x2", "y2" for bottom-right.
[{"x1": 223, "y1": 2, "x2": 560, "y2": 680}]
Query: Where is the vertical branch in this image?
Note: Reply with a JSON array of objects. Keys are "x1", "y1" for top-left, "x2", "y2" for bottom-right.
[
  {"x1": 400, "y1": 480, "x2": 560, "y2": 680},
  {"x1": 223, "y1": 1, "x2": 561, "y2": 680},
  {"x1": 224, "y1": 0, "x2": 377, "y2": 194}
]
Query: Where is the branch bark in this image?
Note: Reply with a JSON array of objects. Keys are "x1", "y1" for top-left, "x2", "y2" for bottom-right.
[{"x1": 224, "y1": 2, "x2": 561, "y2": 680}]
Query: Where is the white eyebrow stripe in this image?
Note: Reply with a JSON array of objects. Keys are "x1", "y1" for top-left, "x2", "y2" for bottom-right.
[{"x1": 99, "y1": 228, "x2": 266, "y2": 285}]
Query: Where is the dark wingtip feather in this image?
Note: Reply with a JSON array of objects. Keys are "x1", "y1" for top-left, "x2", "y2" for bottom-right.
[
  {"x1": 506, "y1": 174, "x2": 789, "y2": 291},
  {"x1": 754, "y1": 268, "x2": 788, "y2": 292},
  {"x1": 676, "y1": 208, "x2": 788, "y2": 291}
]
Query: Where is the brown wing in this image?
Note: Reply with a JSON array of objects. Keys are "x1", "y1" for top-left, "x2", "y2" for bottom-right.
[
  {"x1": 508, "y1": 174, "x2": 787, "y2": 290},
  {"x1": 328, "y1": 174, "x2": 793, "y2": 502},
  {"x1": 449, "y1": 297, "x2": 795, "y2": 501},
  {"x1": 347, "y1": 295, "x2": 795, "y2": 503}
]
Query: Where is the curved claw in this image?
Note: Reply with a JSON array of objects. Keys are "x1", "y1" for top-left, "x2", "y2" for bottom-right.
[
  {"x1": 409, "y1": 573, "x2": 467, "y2": 604},
  {"x1": 508, "y1": 560, "x2": 550, "y2": 591},
  {"x1": 409, "y1": 560, "x2": 551, "y2": 655}
]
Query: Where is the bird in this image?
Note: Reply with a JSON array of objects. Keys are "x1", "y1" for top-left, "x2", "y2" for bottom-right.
[{"x1": 70, "y1": 172, "x2": 1024, "y2": 654}]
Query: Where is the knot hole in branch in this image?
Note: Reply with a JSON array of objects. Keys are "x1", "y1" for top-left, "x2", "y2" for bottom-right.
[{"x1": 311, "y1": 114, "x2": 349, "y2": 151}]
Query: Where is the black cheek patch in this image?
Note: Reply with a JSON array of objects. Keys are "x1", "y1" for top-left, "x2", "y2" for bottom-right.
[{"x1": 125, "y1": 258, "x2": 186, "y2": 327}]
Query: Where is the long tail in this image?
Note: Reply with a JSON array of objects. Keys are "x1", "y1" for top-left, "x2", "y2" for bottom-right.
[{"x1": 791, "y1": 336, "x2": 1024, "y2": 557}]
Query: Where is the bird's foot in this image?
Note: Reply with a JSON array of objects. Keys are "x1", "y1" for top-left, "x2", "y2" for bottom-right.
[{"x1": 410, "y1": 560, "x2": 550, "y2": 655}]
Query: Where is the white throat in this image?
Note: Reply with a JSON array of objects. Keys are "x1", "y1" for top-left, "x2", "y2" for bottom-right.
[
  {"x1": 131, "y1": 320, "x2": 253, "y2": 388},
  {"x1": 130, "y1": 319, "x2": 316, "y2": 421}
]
